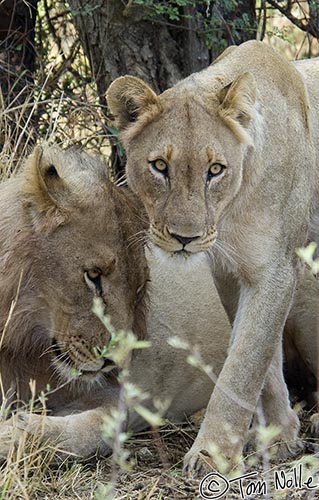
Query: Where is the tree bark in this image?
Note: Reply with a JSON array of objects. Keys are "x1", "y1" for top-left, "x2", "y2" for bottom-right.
[
  {"x1": 0, "y1": 0, "x2": 39, "y2": 153},
  {"x1": 67, "y1": 0, "x2": 257, "y2": 178},
  {"x1": 0, "y1": 0, "x2": 38, "y2": 103},
  {"x1": 67, "y1": 0, "x2": 212, "y2": 178},
  {"x1": 67, "y1": 0, "x2": 211, "y2": 98}
]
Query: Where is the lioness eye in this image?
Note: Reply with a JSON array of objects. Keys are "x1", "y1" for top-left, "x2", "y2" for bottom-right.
[
  {"x1": 84, "y1": 269, "x2": 103, "y2": 296},
  {"x1": 207, "y1": 163, "x2": 225, "y2": 180},
  {"x1": 150, "y1": 159, "x2": 168, "y2": 176}
]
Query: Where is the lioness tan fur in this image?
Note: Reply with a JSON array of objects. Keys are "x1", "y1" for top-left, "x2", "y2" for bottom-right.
[{"x1": 107, "y1": 41, "x2": 319, "y2": 475}]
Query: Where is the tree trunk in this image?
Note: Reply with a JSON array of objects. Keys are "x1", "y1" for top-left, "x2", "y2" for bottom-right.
[
  {"x1": 67, "y1": 0, "x2": 256, "y2": 178},
  {"x1": 67, "y1": 0, "x2": 211, "y2": 98},
  {"x1": 67, "y1": 0, "x2": 211, "y2": 177},
  {"x1": 0, "y1": 0, "x2": 38, "y2": 92},
  {"x1": 0, "y1": 0, "x2": 39, "y2": 153}
]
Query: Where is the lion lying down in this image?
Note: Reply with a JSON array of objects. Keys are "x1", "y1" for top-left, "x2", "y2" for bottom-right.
[{"x1": 0, "y1": 145, "x2": 317, "y2": 462}]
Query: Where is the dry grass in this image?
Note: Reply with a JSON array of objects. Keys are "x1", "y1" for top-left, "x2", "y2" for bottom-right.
[
  {"x1": 0, "y1": 402, "x2": 317, "y2": 499},
  {"x1": 0, "y1": 63, "x2": 112, "y2": 180},
  {"x1": 0, "y1": 436, "x2": 97, "y2": 500},
  {"x1": 100, "y1": 410, "x2": 318, "y2": 500}
]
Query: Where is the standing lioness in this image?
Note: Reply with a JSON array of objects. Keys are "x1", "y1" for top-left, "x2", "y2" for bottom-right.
[{"x1": 107, "y1": 41, "x2": 319, "y2": 475}]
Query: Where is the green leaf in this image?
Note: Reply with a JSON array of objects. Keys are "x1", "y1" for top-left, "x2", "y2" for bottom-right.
[
  {"x1": 296, "y1": 242, "x2": 319, "y2": 274},
  {"x1": 134, "y1": 404, "x2": 165, "y2": 427},
  {"x1": 167, "y1": 336, "x2": 189, "y2": 350},
  {"x1": 70, "y1": 368, "x2": 83, "y2": 378}
]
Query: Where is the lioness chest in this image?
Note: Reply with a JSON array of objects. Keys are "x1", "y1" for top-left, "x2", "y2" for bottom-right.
[{"x1": 128, "y1": 245, "x2": 230, "y2": 424}]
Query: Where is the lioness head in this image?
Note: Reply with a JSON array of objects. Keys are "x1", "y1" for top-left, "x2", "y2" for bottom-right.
[
  {"x1": 107, "y1": 69, "x2": 257, "y2": 254},
  {"x1": 1, "y1": 145, "x2": 148, "y2": 383}
]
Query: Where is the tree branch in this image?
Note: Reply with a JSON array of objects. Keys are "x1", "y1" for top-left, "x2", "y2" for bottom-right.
[{"x1": 267, "y1": 0, "x2": 319, "y2": 38}]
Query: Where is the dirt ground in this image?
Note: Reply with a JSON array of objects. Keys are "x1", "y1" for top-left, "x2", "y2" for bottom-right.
[
  {"x1": 101, "y1": 411, "x2": 318, "y2": 500},
  {"x1": 1, "y1": 408, "x2": 317, "y2": 500}
]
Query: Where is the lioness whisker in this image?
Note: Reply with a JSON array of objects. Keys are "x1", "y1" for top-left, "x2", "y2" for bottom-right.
[
  {"x1": 211, "y1": 239, "x2": 238, "y2": 269},
  {"x1": 40, "y1": 345, "x2": 57, "y2": 358},
  {"x1": 54, "y1": 351, "x2": 72, "y2": 364},
  {"x1": 126, "y1": 234, "x2": 149, "y2": 250},
  {"x1": 129, "y1": 210, "x2": 149, "y2": 226},
  {"x1": 40, "y1": 339, "x2": 69, "y2": 357}
]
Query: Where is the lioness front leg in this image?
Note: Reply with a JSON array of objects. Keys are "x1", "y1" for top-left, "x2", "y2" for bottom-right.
[
  {"x1": 184, "y1": 263, "x2": 296, "y2": 477},
  {"x1": 15, "y1": 407, "x2": 111, "y2": 459},
  {"x1": 251, "y1": 344, "x2": 302, "y2": 459},
  {"x1": 213, "y1": 269, "x2": 300, "y2": 461}
]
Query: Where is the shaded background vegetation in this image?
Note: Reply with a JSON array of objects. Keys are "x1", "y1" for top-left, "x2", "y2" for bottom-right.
[{"x1": 0, "y1": 0, "x2": 318, "y2": 178}]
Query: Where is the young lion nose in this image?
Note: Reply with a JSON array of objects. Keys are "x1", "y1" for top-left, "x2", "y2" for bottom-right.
[{"x1": 170, "y1": 233, "x2": 200, "y2": 246}]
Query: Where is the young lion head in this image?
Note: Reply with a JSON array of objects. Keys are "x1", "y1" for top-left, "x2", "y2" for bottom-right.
[{"x1": 0, "y1": 145, "x2": 148, "y2": 389}]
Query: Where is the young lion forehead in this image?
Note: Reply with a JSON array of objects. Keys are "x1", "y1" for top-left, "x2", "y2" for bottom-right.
[{"x1": 42, "y1": 146, "x2": 108, "y2": 181}]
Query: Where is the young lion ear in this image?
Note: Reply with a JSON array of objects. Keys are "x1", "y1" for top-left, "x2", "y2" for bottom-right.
[
  {"x1": 24, "y1": 145, "x2": 70, "y2": 224},
  {"x1": 106, "y1": 76, "x2": 160, "y2": 131},
  {"x1": 218, "y1": 72, "x2": 257, "y2": 144}
]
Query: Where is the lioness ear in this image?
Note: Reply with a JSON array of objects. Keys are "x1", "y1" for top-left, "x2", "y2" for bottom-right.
[
  {"x1": 106, "y1": 76, "x2": 161, "y2": 131},
  {"x1": 218, "y1": 72, "x2": 256, "y2": 144},
  {"x1": 24, "y1": 145, "x2": 70, "y2": 225}
]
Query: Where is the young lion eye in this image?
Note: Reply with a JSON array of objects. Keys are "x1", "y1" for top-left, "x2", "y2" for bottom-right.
[
  {"x1": 207, "y1": 163, "x2": 225, "y2": 181},
  {"x1": 149, "y1": 159, "x2": 168, "y2": 176},
  {"x1": 84, "y1": 269, "x2": 103, "y2": 296},
  {"x1": 87, "y1": 269, "x2": 101, "y2": 280}
]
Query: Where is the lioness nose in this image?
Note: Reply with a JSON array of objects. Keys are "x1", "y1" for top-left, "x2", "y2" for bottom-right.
[{"x1": 170, "y1": 233, "x2": 200, "y2": 246}]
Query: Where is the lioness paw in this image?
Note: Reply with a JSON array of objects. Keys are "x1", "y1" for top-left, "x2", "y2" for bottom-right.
[
  {"x1": 270, "y1": 435, "x2": 304, "y2": 461},
  {"x1": 17, "y1": 412, "x2": 45, "y2": 433},
  {"x1": 183, "y1": 435, "x2": 243, "y2": 479},
  {"x1": 183, "y1": 448, "x2": 216, "y2": 479},
  {"x1": 269, "y1": 411, "x2": 303, "y2": 461},
  {"x1": 0, "y1": 419, "x2": 25, "y2": 461},
  {"x1": 15, "y1": 411, "x2": 109, "y2": 459}
]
